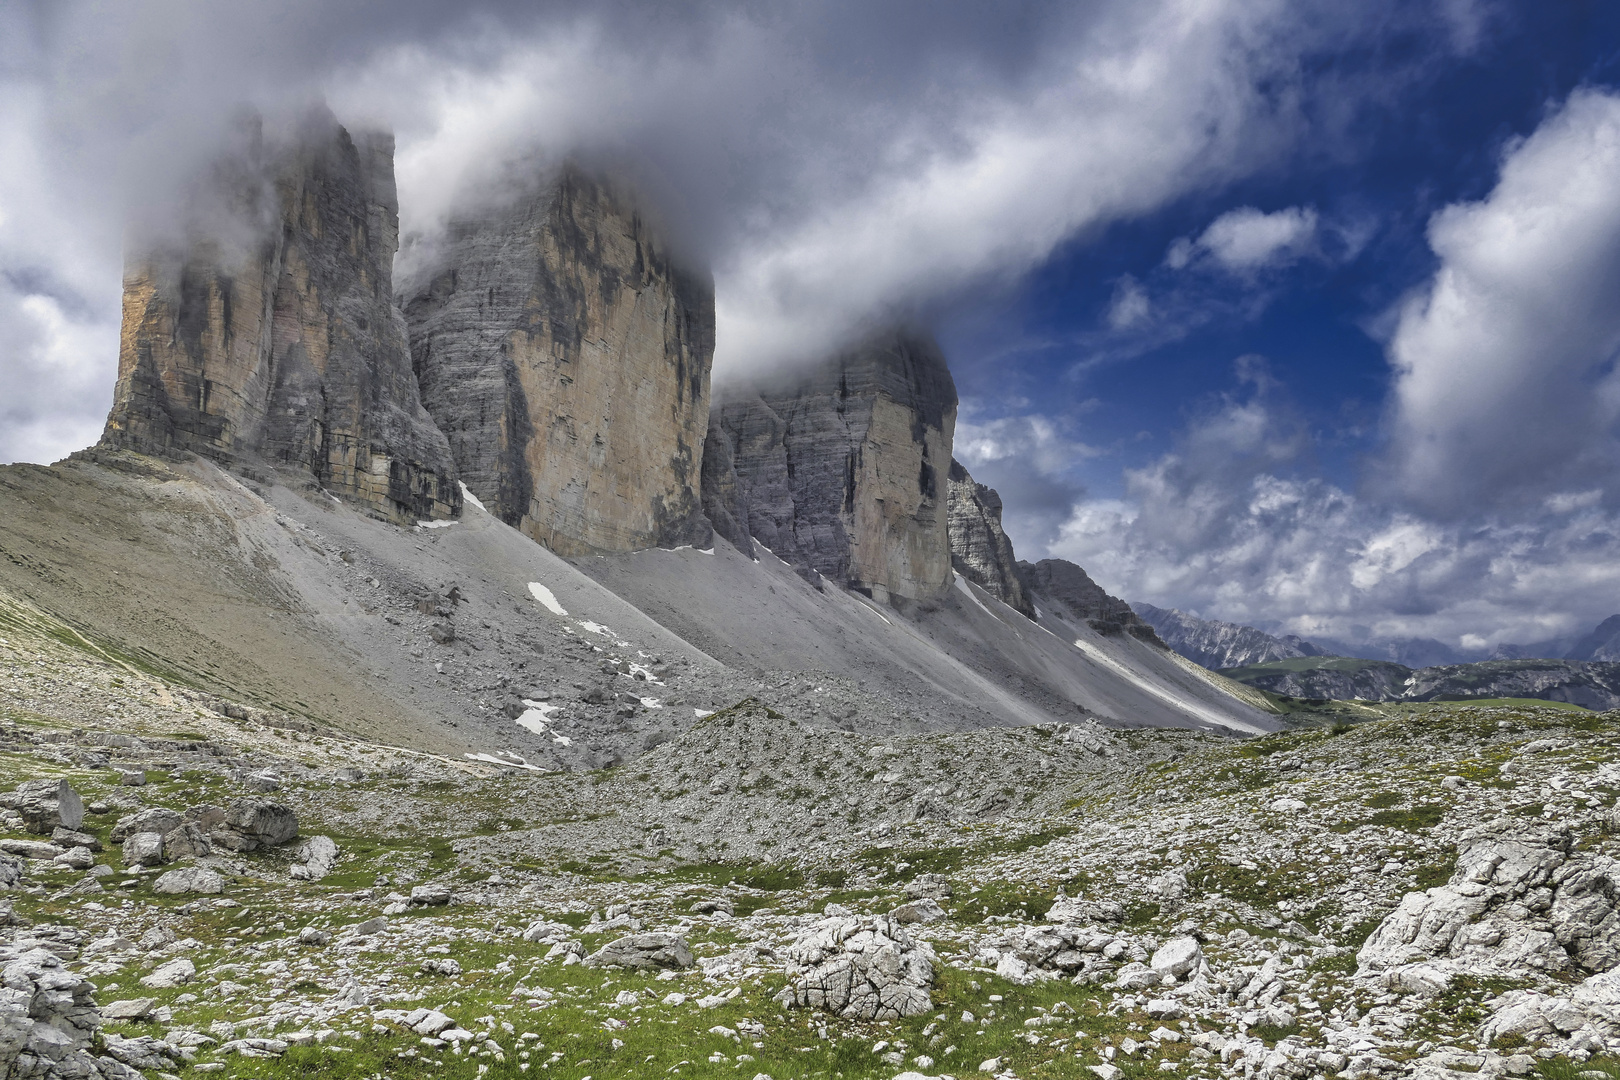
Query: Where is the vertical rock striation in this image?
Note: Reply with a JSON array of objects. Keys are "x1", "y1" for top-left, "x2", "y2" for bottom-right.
[
  {"x1": 702, "y1": 330, "x2": 957, "y2": 604},
  {"x1": 100, "y1": 109, "x2": 460, "y2": 523},
  {"x1": 402, "y1": 166, "x2": 714, "y2": 556},
  {"x1": 945, "y1": 458, "x2": 1034, "y2": 617},
  {"x1": 1019, "y1": 558, "x2": 1164, "y2": 644}
]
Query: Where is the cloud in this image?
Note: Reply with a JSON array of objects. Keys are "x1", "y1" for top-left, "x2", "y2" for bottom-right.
[
  {"x1": 953, "y1": 407, "x2": 1098, "y2": 553},
  {"x1": 1041, "y1": 367, "x2": 1620, "y2": 651},
  {"x1": 1166, "y1": 205, "x2": 1319, "y2": 272},
  {"x1": 1383, "y1": 87, "x2": 1620, "y2": 517},
  {"x1": 0, "y1": 0, "x2": 1484, "y2": 463}
]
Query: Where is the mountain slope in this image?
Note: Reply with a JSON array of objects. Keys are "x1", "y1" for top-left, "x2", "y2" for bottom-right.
[{"x1": 1131, "y1": 602, "x2": 1323, "y2": 668}]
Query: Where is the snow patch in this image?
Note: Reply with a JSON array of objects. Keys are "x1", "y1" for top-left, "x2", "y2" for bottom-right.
[
  {"x1": 638, "y1": 697, "x2": 663, "y2": 709},
  {"x1": 464, "y1": 752, "x2": 544, "y2": 772},
  {"x1": 954, "y1": 574, "x2": 995, "y2": 617},
  {"x1": 527, "y1": 582, "x2": 567, "y2": 616},
  {"x1": 515, "y1": 700, "x2": 573, "y2": 745},
  {"x1": 415, "y1": 520, "x2": 458, "y2": 529},
  {"x1": 577, "y1": 621, "x2": 612, "y2": 636},
  {"x1": 694, "y1": 708, "x2": 714, "y2": 719},
  {"x1": 458, "y1": 482, "x2": 487, "y2": 512}
]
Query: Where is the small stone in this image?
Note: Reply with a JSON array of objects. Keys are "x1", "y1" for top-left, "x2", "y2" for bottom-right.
[
  {"x1": 152, "y1": 866, "x2": 225, "y2": 895},
  {"x1": 410, "y1": 883, "x2": 452, "y2": 906},
  {"x1": 102, "y1": 997, "x2": 157, "y2": 1021},
  {"x1": 119, "y1": 770, "x2": 147, "y2": 786}
]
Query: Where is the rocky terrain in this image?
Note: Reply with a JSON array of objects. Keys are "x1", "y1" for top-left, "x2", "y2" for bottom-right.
[
  {"x1": 946, "y1": 461, "x2": 1034, "y2": 619},
  {"x1": 2, "y1": 576, "x2": 1619, "y2": 1080}
]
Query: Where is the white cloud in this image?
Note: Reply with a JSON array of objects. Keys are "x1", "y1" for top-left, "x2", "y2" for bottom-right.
[
  {"x1": 1384, "y1": 88, "x2": 1620, "y2": 516},
  {"x1": 1168, "y1": 204, "x2": 1319, "y2": 272},
  {"x1": 1106, "y1": 275, "x2": 1151, "y2": 329}
]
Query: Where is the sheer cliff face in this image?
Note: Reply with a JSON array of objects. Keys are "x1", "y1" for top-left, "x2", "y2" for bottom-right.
[
  {"x1": 1019, "y1": 558, "x2": 1165, "y2": 644},
  {"x1": 703, "y1": 331, "x2": 956, "y2": 604},
  {"x1": 946, "y1": 459, "x2": 1034, "y2": 618},
  {"x1": 101, "y1": 111, "x2": 460, "y2": 524},
  {"x1": 402, "y1": 168, "x2": 715, "y2": 557}
]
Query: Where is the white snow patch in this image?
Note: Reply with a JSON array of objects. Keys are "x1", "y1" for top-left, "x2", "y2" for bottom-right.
[
  {"x1": 458, "y1": 482, "x2": 487, "y2": 512},
  {"x1": 627, "y1": 663, "x2": 663, "y2": 684},
  {"x1": 638, "y1": 697, "x2": 663, "y2": 709},
  {"x1": 1068, "y1": 636, "x2": 1267, "y2": 734},
  {"x1": 694, "y1": 708, "x2": 714, "y2": 719},
  {"x1": 696, "y1": 548, "x2": 715, "y2": 555},
  {"x1": 415, "y1": 520, "x2": 458, "y2": 529},
  {"x1": 953, "y1": 574, "x2": 995, "y2": 617},
  {"x1": 527, "y1": 582, "x2": 567, "y2": 616},
  {"x1": 464, "y1": 752, "x2": 544, "y2": 772},
  {"x1": 577, "y1": 621, "x2": 612, "y2": 636}
]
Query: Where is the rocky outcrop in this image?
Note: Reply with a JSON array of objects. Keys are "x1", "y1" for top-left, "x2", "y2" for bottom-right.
[
  {"x1": 776, "y1": 914, "x2": 936, "y2": 1019},
  {"x1": 0, "y1": 947, "x2": 139, "y2": 1080},
  {"x1": 100, "y1": 108, "x2": 460, "y2": 524},
  {"x1": 1019, "y1": 559, "x2": 1162, "y2": 643},
  {"x1": 1358, "y1": 820, "x2": 1620, "y2": 990},
  {"x1": 402, "y1": 166, "x2": 714, "y2": 556},
  {"x1": 703, "y1": 330, "x2": 957, "y2": 603},
  {"x1": 946, "y1": 459, "x2": 1033, "y2": 617},
  {"x1": 1131, "y1": 603, "x2": 1326, "y2": 670}
]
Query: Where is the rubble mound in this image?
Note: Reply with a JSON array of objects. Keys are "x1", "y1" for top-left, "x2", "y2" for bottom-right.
[
  {"x1": 0, "y1": 946, "x2": 138, "y2": 1080},
  {"x1": 777, "y1": 914, "x2": 937, "y2": 1020}
]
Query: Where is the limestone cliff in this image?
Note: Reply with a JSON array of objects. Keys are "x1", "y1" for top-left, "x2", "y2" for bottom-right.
[
  {"x1": 402, "y1": 167, "x2": 714, "y2": 556},
  {"x1": 1019, "y1": 558, "x2": 1164, "y2": 644},
  {"x1": 703, "y1": 331, "x2": 956, "y2": 604},
  {"x1": 946, "y1": 459, "x2": 1034, "y2": 617},
  {"x1": 100, "y1": 109, "x2": 460, "y2": 523}
]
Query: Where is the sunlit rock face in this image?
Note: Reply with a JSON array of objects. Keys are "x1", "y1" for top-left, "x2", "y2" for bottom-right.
[
  {"x1": 703, "y1": 330, "x2": 957, "y2": 604},
  {"x1": 402, "y1": 166, "x2": 715, "y2": 556},
  {"x1": 101, "y1": 108, "x2": 460, "y2": 523}
]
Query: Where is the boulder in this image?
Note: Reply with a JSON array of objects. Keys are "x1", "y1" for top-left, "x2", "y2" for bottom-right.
[
  {"x1": 110, "y1": 809, "x2": 181, "y2": 845},
  {"x1": 99, "y1": 998, "x2": 155, "y2": 1022},
  {"x1": 410, "y1": 884, "x2": 451, "y2": 907},
  {"x1": 1150, "y1": 936, "x2": 1203, "y2": 978},
  {"x1": 776, "y1": 915, "x2": 936, "y2": 1020},
  {"x1": 51, "y1": 828, "x2": 101, "y2": 853},
  {"x1": 138, "y1": 958, "x2": 195, "y2": 989},
  {"x1": 160, "y1": 823, "x2": 211, "y2": 860},
  {"x1": 0, "y1": 840, "x2": 64, "y2": 861},
  {"x1": 152, "y1": 866, "x2": 224, "y2": 895},
  {"x1": 213, "y1": 799, "x2": 298, "y2": 852},
  {"x1": 889, "y1": 899, "x2": 947, "y2": 925},
  {"x1": 583, "y1": 933, "x2": 695, "y2": 971},
  {"x1": 289, "y1": 836, "x2": 338, "y2": 881},
  {"x1": 9, "y1": 780, "x2": 84, "y2": 834},
  {"x1": 120, "y1": 832, "x2": 165, "y2": 868},
  {"x1": 52, "y1": 848, "x2": 95, "y2": 872},
  {"x1": 903, "y1": 874, "x2": 953, "y2": 901}
]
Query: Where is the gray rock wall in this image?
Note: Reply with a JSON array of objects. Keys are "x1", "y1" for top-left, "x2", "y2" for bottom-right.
[
  {"x1": 945, "y1": 459, "x2": 1033, "y2": 617},
  {"x1": 100, "y1": 108, "x2": 460, "y2": 524},
  {"x1": 1019, "y1": 558, "x2": 1163, "y2": 644},
  {"x1": 703, "y1": 330, "x2": 957, "y2": 603},
  {"x1": 403, "y1": 166, "x2": 714, "y2": 556}
]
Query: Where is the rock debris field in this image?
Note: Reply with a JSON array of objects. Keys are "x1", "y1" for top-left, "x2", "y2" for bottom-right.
[{"x1": 3, "y1": 595, "x2": 1620, "y2": 1080}]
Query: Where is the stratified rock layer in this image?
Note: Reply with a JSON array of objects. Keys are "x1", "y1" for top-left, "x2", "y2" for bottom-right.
[
  {"x1": 1019, "y1": 558, "x2": 1163, "y2": 644},
  {"x1": 946, "y1": 459, "x2": 1033, "y2": 617},
  {"x1": 703, "y1": 331, "x2": 956, "y2": 603},
  {"x1": 100, "y1": 110, "x2": 460, "y2": 523},
  {"x1": 403, "y1": 167, "x2": 714, "y2": 556}
]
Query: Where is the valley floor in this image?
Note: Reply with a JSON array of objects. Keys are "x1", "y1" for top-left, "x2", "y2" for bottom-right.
[{"x1": 3, "y1": 581, "x2": 1620, "y2": 1080}]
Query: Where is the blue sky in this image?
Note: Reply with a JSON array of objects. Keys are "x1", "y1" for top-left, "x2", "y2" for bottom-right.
[{"x1": 5, "y1": 0, "x2": 1620, "y2": 651}]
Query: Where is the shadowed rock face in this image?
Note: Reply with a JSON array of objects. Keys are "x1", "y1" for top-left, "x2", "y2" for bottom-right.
[
  {"x1": 946, "y1": 458, "x2": 1034, "y2": 618},
  {"x1": 402, "y1": 167, "x2": 715, "y2": 556},
  {"x1": 1019, "y1": 558, "x2": 1164, "y2": 644},
  {"x1": 703, "y1": 331, "x2": 957, "y2": 604},
  {"x1": 100, "y1": 109, "x2": 460, "y2": 524}
]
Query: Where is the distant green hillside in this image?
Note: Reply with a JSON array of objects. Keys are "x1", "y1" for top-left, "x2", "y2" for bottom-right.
[
  {"x1": 1219, "y1": 656, "x2": 1412, "y2": 702},
  {"x1": 1221, "y1": 654, "x2": 1611, "y2": 710}
]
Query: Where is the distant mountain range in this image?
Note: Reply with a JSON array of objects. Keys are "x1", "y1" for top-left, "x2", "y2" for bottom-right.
[{"x1": 1131, "y1": 603, "x2": 1620, "y2": 709}]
